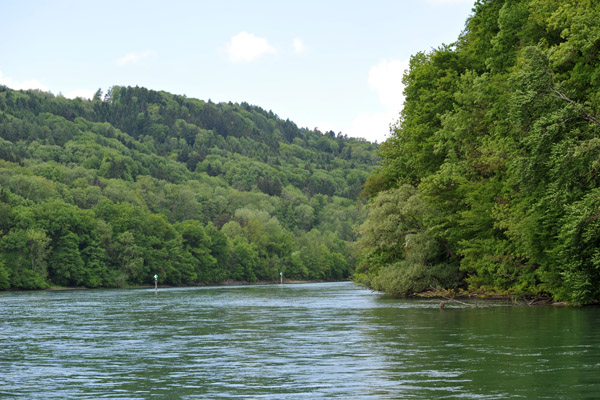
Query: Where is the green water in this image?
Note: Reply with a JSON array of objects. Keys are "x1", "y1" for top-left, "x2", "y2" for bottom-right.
[{"x1": 1, "y1": 282, "x2": 599, "y2": 399}]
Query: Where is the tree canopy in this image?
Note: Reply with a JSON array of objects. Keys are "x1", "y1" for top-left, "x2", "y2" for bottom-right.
[
  {"x1": 0, "y1": 85, "x2": 379, "y2": 289},
  {"x1": 356, "y1": 0, "x2": 600, "y2": 305}
]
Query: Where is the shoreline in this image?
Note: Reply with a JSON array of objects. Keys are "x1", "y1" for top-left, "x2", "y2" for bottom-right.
[
  {"x1": 356, "y1": 284, "x2": 576, "y2": 306},
  {"x1": 414, "y1": 288, "x2": 565, "y2": 306},
  {"x1": 14, "y1": 282, "x2": 593, "y2": 306},
  {"x1": 37, "y1": 279, "x2": 346, "y2": 292}
]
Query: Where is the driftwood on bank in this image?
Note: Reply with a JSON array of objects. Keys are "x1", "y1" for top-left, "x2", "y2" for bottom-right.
[{"x1": 438, "y1": 297, "x2": 476, "y2": 308}]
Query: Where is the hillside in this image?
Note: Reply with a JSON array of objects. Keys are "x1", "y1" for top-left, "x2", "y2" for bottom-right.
[
  {"x1": 355, "y1": 0, "x2": 600, "y2": 305},
  {"x1": 0, "y1": 85, "x2": 379, "y2": 289}
]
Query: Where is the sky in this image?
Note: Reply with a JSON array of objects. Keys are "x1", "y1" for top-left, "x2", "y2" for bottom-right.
[{"x1": 0, "y1": 0, "x2": 476, "y2": 143}]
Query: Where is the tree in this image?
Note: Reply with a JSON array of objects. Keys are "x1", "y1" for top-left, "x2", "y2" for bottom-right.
[
  {"x1": 355, "y1": 0, "x2": 600, "y2": 304},
  {"x1": 48, "y1": 232, "x2": 85, "y2": 287},
  {"x1": 112, "y1": 231, "x2": 144, "y2": 285},
  {"x1": 25, "y1": 229, "x2": 51, "y2": 276},
  {"x1": 0, "y1": 78, "x2": 378, "y2": 290},
  {"x1": 228, "y1": 236, "x2": 259, "y2": 282},
  {"x1": 0, "y1": 258, "x2": 10, "y2": 290},
  {"x1": 175, "y1": 220, "x2": 217, "y2": 282},
  {"x1": 0, "y1": 228, "x2": 51, "y2": 289}
]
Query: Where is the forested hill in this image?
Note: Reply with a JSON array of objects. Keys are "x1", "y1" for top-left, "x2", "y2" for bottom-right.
[
  {"x1": 356, "y1": 0, "x2": 600, "y2": 305},
  {"x1": 0, "y1": 85, "x2": 379, "y2": 290}
]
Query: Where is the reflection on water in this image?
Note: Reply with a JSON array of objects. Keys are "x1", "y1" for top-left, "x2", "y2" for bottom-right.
[{"x1": 1, "y1": 282, "x2": 599, "y2": 399}]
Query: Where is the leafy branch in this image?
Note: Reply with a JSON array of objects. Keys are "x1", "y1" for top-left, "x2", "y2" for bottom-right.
[{"x1": 549, "y1": 89, "x2": 600, "y2": 126}]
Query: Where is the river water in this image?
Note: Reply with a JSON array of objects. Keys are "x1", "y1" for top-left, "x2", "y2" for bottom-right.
[{"x1": 1, "y1": 282, "x2": 599, "y2": 399}]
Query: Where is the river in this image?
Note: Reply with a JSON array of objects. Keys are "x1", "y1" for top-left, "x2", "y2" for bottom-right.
[{"x1": 1, "y1": 282, "x2": 599, "y2": 399}]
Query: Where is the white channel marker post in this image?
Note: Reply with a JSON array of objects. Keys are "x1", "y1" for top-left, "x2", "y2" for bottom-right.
[{"x1": 154, "y1": 274, "x2": 158, "y2": 294}]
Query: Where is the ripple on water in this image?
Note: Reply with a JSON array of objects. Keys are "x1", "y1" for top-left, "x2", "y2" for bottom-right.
[{"x1": 2, "y1": 282, "x2": 600, "y2": 399}]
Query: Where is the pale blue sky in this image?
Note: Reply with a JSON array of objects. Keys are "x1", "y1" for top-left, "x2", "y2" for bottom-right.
[{"x1": 1, "y1": 0, "x2": 475, "y2": 143}]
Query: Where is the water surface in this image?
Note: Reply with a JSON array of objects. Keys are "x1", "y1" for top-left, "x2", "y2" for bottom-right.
[{"x1": 1, "y1": 282, "x2": 599, "y2": 399}]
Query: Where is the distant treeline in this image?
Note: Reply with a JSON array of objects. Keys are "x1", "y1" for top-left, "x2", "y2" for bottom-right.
[
  {"x1": 0, "y1": 85, "x2": 379, "y2": 289},
  {"x1": 356, "y1": 0, "x2": 600, "y2": 305}
]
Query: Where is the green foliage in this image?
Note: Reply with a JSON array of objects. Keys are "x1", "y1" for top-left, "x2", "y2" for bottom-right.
[
  {"x1": 0, "y1": 259, "x2": 9, "y2": 290},
  {"x1": 356, "y1": 185, "x2": 462, "y2": 295},
  {"x1": 357, "y1": 0, "x2": 600, "y2": 304},
  {"x1": 552, "y1": 189, "x2": 600, "y2": 305},
  {"x1": 0, "y1": 83, "x2": 377, "y2": 290}
]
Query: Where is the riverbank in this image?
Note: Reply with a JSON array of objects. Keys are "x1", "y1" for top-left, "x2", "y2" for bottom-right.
[
  {"x1": 40, "y1": 279, "x2": 344, "y2": 291},
  {"x1": 414, "y1": 287, "x2": 565, "y2": 306},
  {"x1": 5, "y1": 281, "x2": 599, "y2": 399}
]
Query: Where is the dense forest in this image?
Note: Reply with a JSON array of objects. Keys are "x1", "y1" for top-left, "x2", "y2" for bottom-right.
[
  {"x1": 0, "y1": 85, "x2": 379, "y2": 290},
  {"x1": 356, "y1": 0, "x2": 600, "y2": 305}
]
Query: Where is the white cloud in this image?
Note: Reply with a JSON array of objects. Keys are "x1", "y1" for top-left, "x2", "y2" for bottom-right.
[
  {"x1": 347, "y1": 58, "x2": 408, "y2": 143},
  {"x1": 226, "y1": 32, "x2": 276, "y2": 62},
  {"x1": 0, "y1": 70, "x2": 49, "y2": 91},
  {"x1": 293, "y1": 38, "x2": 307, "y2": 54},
  {"x1": 63, "y1": 88, "x2": 95, "y2": 99},
  {"x1": 367, "y1": 58, "x2": 409, "y2": 112},
  {"x1": 314, "y1": 120, "x2": 338, "y2": 134},
  {"x1": 348, "y1": 111, "x2": 395, "y2": 144},
  {"x1": 0, "y1": 71, "x2": 94, "y2": 100},
  {"x1": 115, "y1": 50, "x2": 156, "y2": 67}
]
